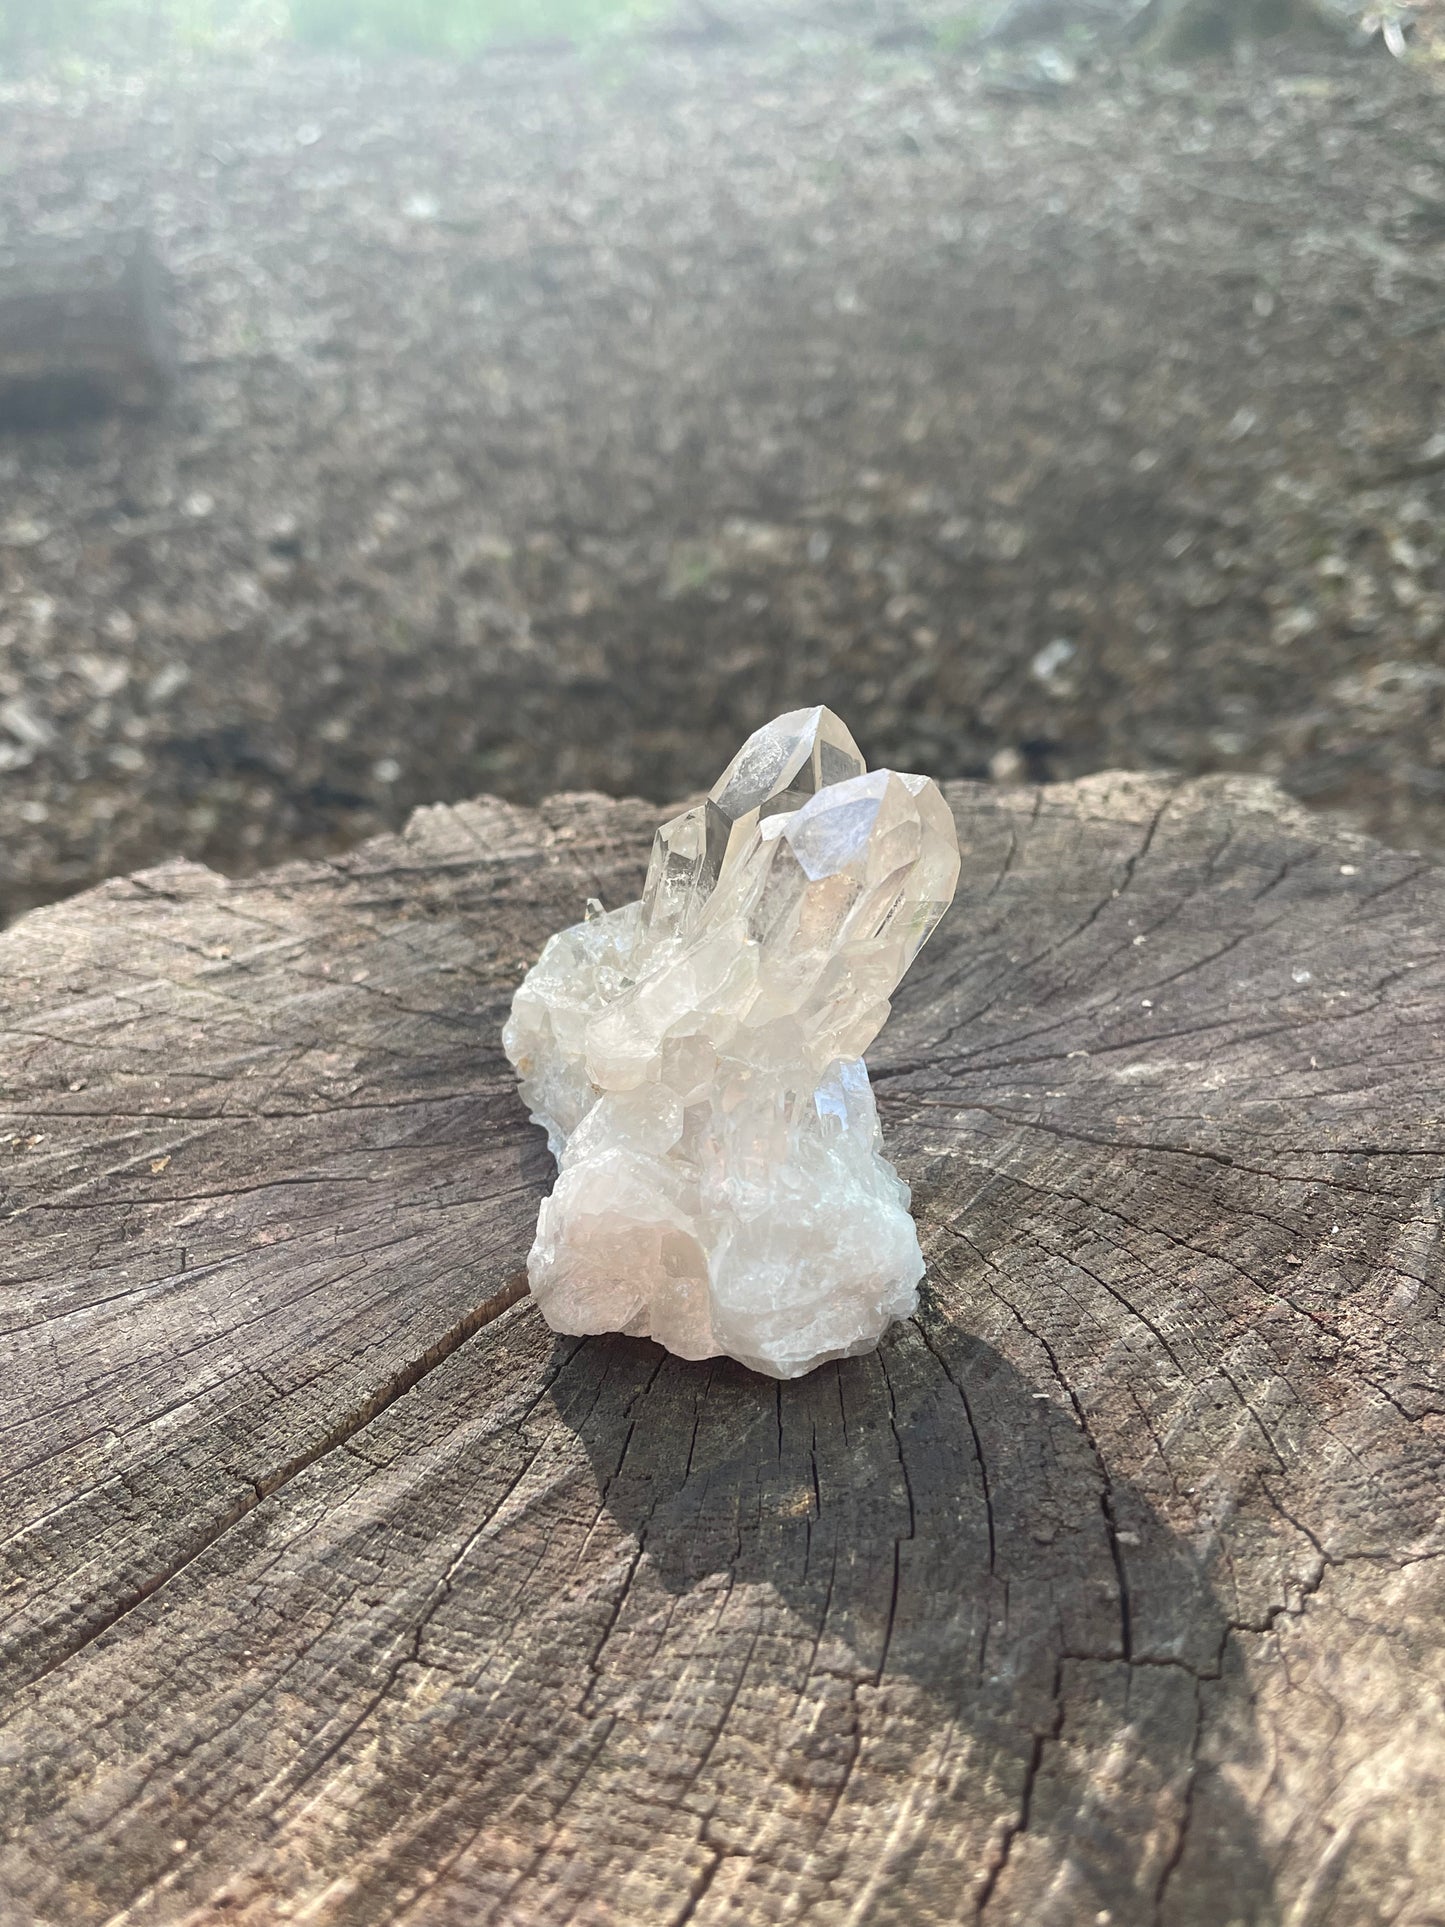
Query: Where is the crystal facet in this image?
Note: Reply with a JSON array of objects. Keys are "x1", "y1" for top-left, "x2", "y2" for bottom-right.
[{"x1": 502, "y1": 708, "x2": 960, "y2": 1379}]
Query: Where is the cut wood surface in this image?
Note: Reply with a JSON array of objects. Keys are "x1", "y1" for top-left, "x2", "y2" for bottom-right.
[
  {"x1": 2, "y1": 773, "x2": 1442, "y2": 1927},
  {"x1": 0, "y1": 232, "x2": 175, "y2": 430}
]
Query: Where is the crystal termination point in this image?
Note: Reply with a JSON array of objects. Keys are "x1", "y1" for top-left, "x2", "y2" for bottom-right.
[{"x1": 502, "y1": 707, "x2": 961, "y2": 1379}]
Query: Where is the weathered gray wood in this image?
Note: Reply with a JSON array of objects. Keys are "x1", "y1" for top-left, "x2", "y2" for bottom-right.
[
  {"x1": 0, "y1": 231, "x2": 175, "y2": 428},
  {"x1": 1, "y1": 774, "x2": 1442, "y2": 1926}
]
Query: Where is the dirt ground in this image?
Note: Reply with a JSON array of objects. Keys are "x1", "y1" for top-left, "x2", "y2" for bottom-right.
[{"x1": 0, "y1": 17, "x2": 1442, "y2": 924}]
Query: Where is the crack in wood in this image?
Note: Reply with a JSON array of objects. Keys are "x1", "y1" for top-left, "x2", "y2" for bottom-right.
[
  {"x1": 3, "y1": 775, "x2": 1442, "y2": 1924},
  {"x1": 8, "y1": 1268, "x2": 530, "y2": 1695}
]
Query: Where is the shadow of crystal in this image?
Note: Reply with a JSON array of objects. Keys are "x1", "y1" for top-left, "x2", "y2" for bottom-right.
[{"x1": 545, "y1": 1315, "x2": 1279, "y2": 1926}]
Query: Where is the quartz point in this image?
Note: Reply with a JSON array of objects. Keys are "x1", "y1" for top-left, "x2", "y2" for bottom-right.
[{"x1": 502, "y1": 707, "x2": 960, "y2": 1379}]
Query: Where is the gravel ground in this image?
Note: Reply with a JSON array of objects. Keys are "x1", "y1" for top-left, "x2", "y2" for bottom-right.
[{"x1": 0, "y1": 23, "x2": 1442, "y2": 923}]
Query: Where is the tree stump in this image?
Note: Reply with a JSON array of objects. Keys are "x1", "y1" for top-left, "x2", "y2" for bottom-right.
[
  {"x1": 1134, "y1": 0, "x2": 1351, "y2": 57},
  {"x1": 2, "y1": 773, "x2": 1442, "y2": 1926},
  {"x1": 0, "y1": 232, "x2": 175, "y2": 430}
]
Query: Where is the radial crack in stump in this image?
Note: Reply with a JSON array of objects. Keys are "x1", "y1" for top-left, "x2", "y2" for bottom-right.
[
  {"x1": 3, "y1": 773, "x2": 1444, "y2": 1927},
  {"x1": 502, "y1": 707, "x2": 961, "y2": 1378}
]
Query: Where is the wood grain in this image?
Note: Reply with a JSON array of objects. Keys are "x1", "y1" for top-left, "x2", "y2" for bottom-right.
[{"x1": 2, "y1": 775, "x2": 1441, "y2": 1926}]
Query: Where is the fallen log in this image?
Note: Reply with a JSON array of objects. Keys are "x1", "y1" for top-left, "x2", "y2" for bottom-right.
[
  {"x1": 1, "y1": 773, "x2": 1442, "y2": 1924},
  {"x1": 0, "y1": 230, "x2": 175, "y2": 429}
]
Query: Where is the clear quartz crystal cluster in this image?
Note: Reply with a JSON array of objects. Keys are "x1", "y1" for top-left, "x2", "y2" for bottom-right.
[{"x1": 502, "y1": 707, "x2": 960, "y2": 1379}]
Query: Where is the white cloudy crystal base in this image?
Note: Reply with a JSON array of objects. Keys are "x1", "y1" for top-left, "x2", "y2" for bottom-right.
[
  {"x1": 513, "y1": 908, "x2": 924, "y2": 1378},
  {"x1": 502, "y1": 707, "x2": 959, "y2": 1380}
]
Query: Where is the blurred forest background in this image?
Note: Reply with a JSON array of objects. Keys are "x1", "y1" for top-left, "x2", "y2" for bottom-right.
[{"x1": 0, "y1": 0, "x2": 1442, "y2": 923}]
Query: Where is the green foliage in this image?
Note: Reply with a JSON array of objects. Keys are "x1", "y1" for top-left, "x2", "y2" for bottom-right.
[
  {"x1": 0, "y1": 0, "x2": 282, "y2": 60},
  {"x1": 934, "y1": 6, "x2": 989, "y2": 48},
  {"x1": 0, "y1": 0, "x2": 653, "y2": 62},
  {"x1": 290, "y1": 0, "x2": 655, "y2": 49}
]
